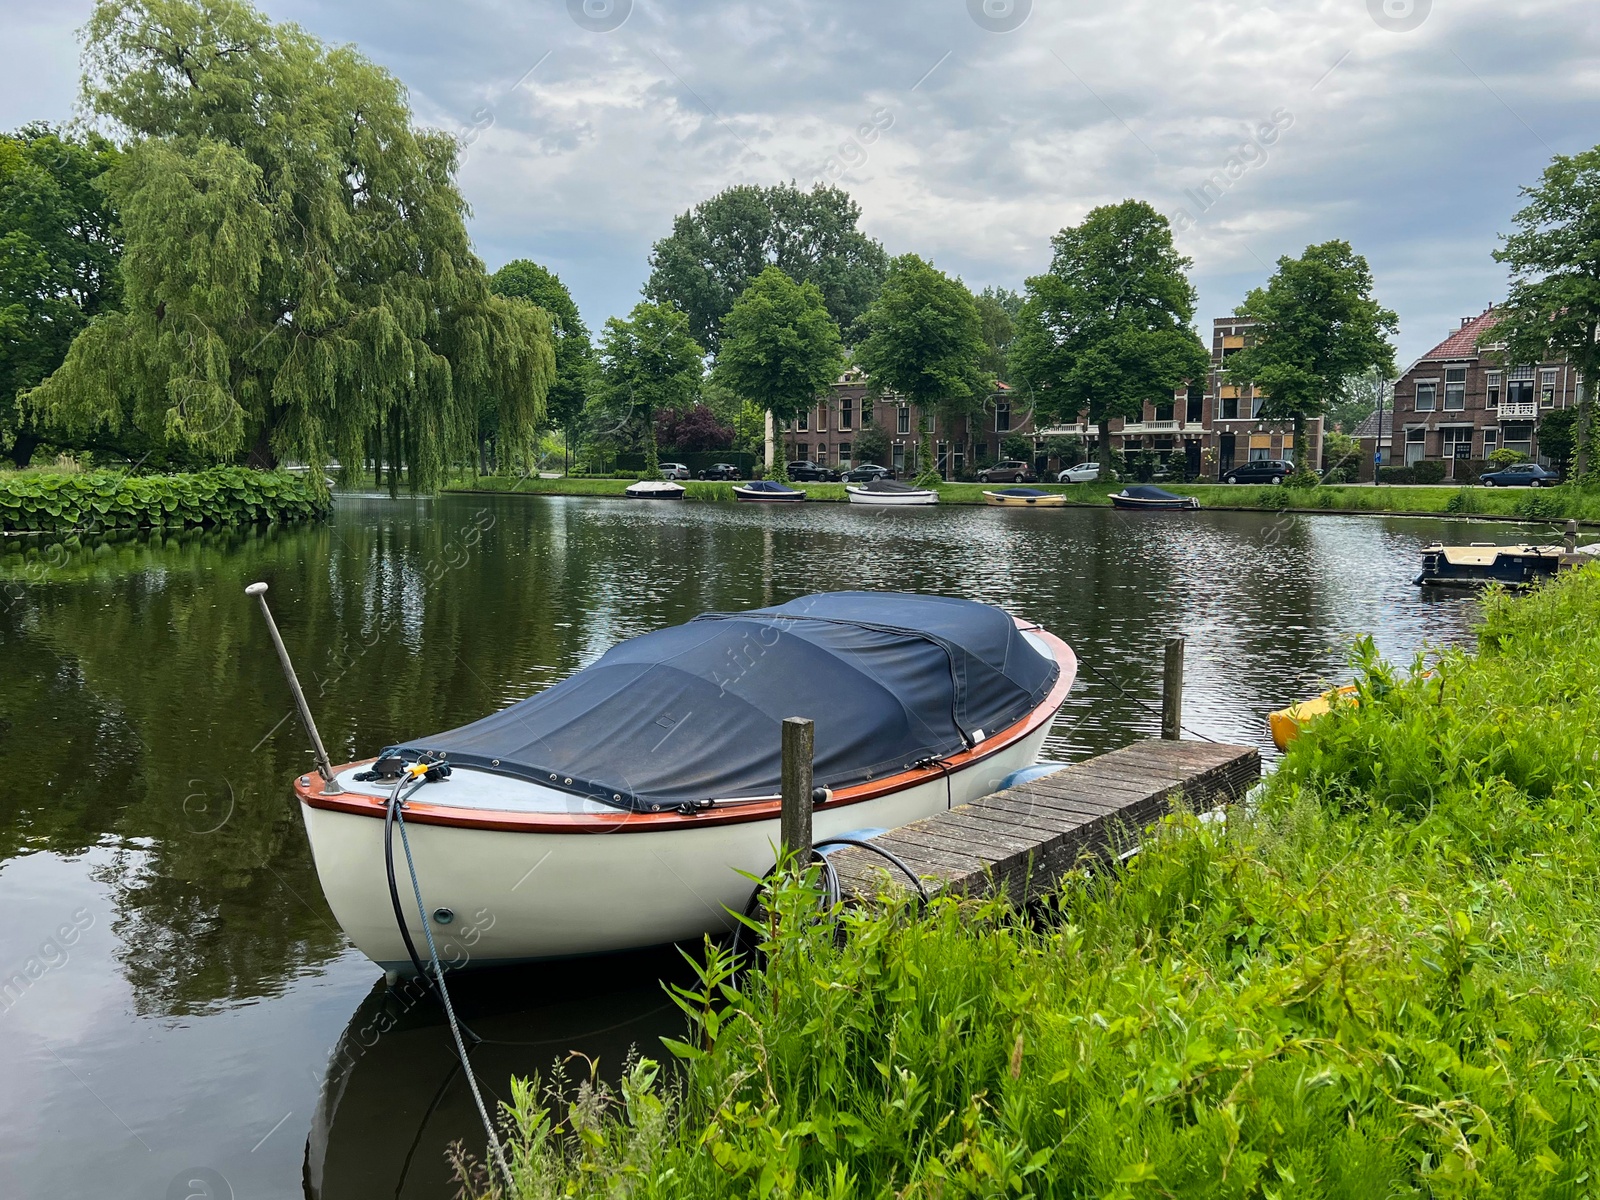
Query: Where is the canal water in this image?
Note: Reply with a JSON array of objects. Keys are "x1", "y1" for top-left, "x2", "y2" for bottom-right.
[{"x1": 0, "y1": 493, "x2": 1546, "y2": 1198}]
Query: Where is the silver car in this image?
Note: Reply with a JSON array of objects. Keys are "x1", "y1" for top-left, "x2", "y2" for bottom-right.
[
  {"x1": 1057, "y1": 461, "x2": 1109, "y2": 484},
  {"x1": 660, "y1": 462, "x2": 692, "y2": 480}
]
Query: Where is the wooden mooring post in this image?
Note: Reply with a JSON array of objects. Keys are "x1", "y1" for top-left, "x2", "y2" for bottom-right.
[
  {"x1": 780, "y1": 716, "x2": 814, "y2": 862},
  {"x1": 1162, "y1": 636, "x2": 1185, "y2": 740}
]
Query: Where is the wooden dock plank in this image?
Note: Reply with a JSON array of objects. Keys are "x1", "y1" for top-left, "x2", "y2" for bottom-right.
[{"x1": 831, "y1": 738, "x2": 1259, "y2": 904}]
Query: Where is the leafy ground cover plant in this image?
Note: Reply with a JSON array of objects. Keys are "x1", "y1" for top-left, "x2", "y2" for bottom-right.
[
  {"x1": 0, "y1": 467, "x2": 328, "y2": 533},
  {"x1": 465, "y1": 564, "x2": 1600, "y2": 1199}
]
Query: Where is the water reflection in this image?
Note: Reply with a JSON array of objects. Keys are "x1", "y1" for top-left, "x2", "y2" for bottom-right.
[
  {"x1": 306, "y1": 949, "x2": 689, "y2": 1200},
  {"x1": 0, "y1": 493, "x2": 1534, "y2": 1199}
]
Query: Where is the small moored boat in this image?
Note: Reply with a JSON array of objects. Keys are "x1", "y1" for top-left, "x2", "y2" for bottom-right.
[
  {"x1": 1268, "y1": 685, "x2": 1359, "y2": 752},
  {"x1": 846, "y1": 479, "x2": 938, "y2": 506},
  {"x1": 983, "y1": 487, "x2": 1066, "y2": 508},
  {"x1": 1414, "y1": 541, "x2": 1571, "y2": 589},
  {"x1": 1110, "y1": 485, "x2": 1199, "y2": 511},
  {"x1": 733, "y1": 480, "x2": 805, "y2": 503},
  {"x1": 624, "y1": 479, "x2": 686, "y2": 500},
  {"x1": 294, "y1": 592, "x2": 1076, "y2": 967}
]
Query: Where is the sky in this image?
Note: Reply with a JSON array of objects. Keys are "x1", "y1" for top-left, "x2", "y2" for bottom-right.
[{"x1": 4, "y1": 0, "x2": 1598, "y2": 368}]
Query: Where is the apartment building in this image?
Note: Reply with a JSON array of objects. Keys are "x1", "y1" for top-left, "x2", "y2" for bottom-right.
[{"x1": 1391, "y1": 307, "x2": 1578, "y2": 476}]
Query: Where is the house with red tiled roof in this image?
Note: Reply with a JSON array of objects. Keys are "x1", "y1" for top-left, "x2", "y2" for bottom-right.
[{"x1": 1391, "y1": 307, "x2": 1580, "y2": 477}]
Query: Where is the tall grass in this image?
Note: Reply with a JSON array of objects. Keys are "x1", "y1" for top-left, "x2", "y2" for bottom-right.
[{"x1": 468, "y1": 565, "x2": 1600, "y2": 1199}]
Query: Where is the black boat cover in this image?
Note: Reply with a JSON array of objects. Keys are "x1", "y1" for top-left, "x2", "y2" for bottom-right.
[
  {"x1": 1121, "y1": 486, "x2": 1184, "y2": 500},
  {"x1": 740, "y1": 480, "x2": 800, "y2": 493},
  {"x1": 393, "y1": 592, "x2": 1061, "y2": 812}
]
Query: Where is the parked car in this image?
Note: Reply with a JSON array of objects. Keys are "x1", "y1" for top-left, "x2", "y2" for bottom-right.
[
  {"x1": 1057, "y1": 461, "x2": 1112, "y2": 484},
  {"x1": 841, "y1": 463, "x2": 892, "y2": 483},
  {"x1": 786, "y1": 460, "x2": 840, "y2": 482},
  {"x1": 1221, "y1": 459, "x2": 1294, "y2": 485},
  {"x1": 976, "y1": 459, "x2": 1037, "y2": 484},
  {"x1": 699, "y1": 463, "x2": 741, "y2": 480},
  {"x1": 1480, "y1": 462, "x2": 1560, "y2": 487},
  {"x1": 660, "y1": 462, "x2": 692, "y2": 480}
]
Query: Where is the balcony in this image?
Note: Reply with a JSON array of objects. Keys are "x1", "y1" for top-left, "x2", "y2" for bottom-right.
[{"x1": 1498, "y1": 401, "x2": 1538, "y2": 419}]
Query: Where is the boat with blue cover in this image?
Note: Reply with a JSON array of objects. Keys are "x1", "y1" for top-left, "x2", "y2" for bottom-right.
[
  {"x1": 294, "y1": 592, "x2": 1077, "y2": 967},
  {"x1": 1110, "y1": 485, "x2": 1200, "y2": 511},
  {"x1": 733, "y1": 480, "x2": 805, "y2": 502}
]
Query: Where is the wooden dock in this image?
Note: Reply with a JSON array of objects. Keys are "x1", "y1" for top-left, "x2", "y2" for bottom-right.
[{"x1": 828, "y1": 738, "x2": 1260, "y2": 904}]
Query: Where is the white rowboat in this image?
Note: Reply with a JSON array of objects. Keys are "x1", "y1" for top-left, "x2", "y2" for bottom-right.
[{"x1": 846, "y1": 481, "x2": 938, "y2": 505}]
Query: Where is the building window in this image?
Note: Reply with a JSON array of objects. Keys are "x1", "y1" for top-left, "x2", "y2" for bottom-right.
[
  {"x1": 796, "y1": 442, "x2": 809, "y2": 462},
  {"x1": 837, "y1": 441, "x2": 852, "y2": 469},
  {"x1": 892, "y1": 443, "x2": 905, "y2": 473},
  {"x1": 1249, "y1": 394, "x2": 1264, "y2": 419},
  {"x1": 1443, "y1": 427, "x2": 1472, "y2": 459},
  {"x1": 995, "y1": 403, "x2": 1011, "y2": 432},
  {"x1": 817, "y1": 405, "x2": 827, "y2": 432},
  {"x1": 796, "y1": 411, "x2": 809, "y2": 432},
  {"x1": 860, "y1": 402, "x2": 872, "y2": 427},
  {"x1": 1186, "y1": 388, "x2": 1204, "y2": 423},
  {"x1": 896, "y1": 406, "x2": 910, "y2": 435},
  {"x1": 816, "y1": 443, "x2": 828, "y2": 463},
  {"x1": 1486, "y1": 370, "x2": 1501, "y2": 409},
  {"x1": 1415, "y1": 381, "x2": 1437, "y2": 412},
  {"x1": 1221, "y1": 394, "x2": 1239, "y2": 420},
  {"x1": 1444, "y1": 367, "x2": 1465, "y2": 411},
  {"x1": 1405, "y1": 427, "x2": 1426, "y2": 465},
  {"x1": 1483, "y1": 428, "x2": 1498, "y2": 453},
  {"x1": 1541, "y1": 368, "x2": 1557, "y2": 407},
  {"x1": 839, "y1": 399, "x2": 853, "y2": 430},
  {"x1": 1155, "y1": 401, "x2": 1174, "y2": 422},
  {"x1": 953, "y1": 445, "x2": 965, "y2": 475},
  {"x1": 935, "y1": 441, "x2": 948, "y2": 478}
]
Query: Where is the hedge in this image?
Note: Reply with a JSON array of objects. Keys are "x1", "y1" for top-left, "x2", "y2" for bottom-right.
[{"x1": 0, "y1": 467, "x2": 330, "y2": 534}]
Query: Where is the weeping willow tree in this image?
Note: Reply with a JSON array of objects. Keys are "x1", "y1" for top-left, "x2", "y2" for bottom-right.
[{"x1": 26, "y1": 0, "x2": 553, "y2": 492}]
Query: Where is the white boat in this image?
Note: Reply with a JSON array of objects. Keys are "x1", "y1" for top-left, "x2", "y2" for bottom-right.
[
  {"x1": 846, "y1": 480, "x2": 938, "y2": 505},
  {"x1": 294, "y1": 593, "x2": 1076, "y2": 968},
  {"x1": 623, "y1": 479, "x2": 686, "y2": 500},
  {"x1": 983, "y1": 487, "x2": 1067, "y2": 508},
  {"x1": 732, "y1": 480, "x2": 805, "y2": 503}
]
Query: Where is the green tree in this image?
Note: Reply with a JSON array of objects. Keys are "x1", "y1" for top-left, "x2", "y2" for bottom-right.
[
  {"x1": 1493, "y1": 146, "x2": 1600, "y2": 479},
  {"x1": 1011, "y1": 201, "x2": 1209, "y2": 470},
  {"x1": 597, "y1": 301, "x2": 704, "y2": 477},
  {"x1": 853, "y1": 423, "x2": 889, "y2": 466},
  {"x1": 974, "y1": 285, "x2": 1021, "y2": 380},
  {"x1": 489, "y1": 259, "x2": 594, "y2": 432},
  {"x1": 1537, "y1": 407, "x2": 1578, "y2": 476},
  {"x1": 26, "y1": 0, "x2": 553, "y2": 493},
  {"x1": 1227, "y1": 241, "x2": 1398, "y2": 479},
  {"x1": 0, "y1": 124, "x2": 123, "y2": 466},
  {"x1": 1001, "y1": 433, "x2": 1033, "y2": 461},
  {"x1": 712, "y1": 266, "x2": 843, "y2": 473},
  {"x1": 854, "y1": 255, "x2": 991, "y2": 484},
  {"x1": 645, "y1": 183, "x2": 887, "y2": 353}
]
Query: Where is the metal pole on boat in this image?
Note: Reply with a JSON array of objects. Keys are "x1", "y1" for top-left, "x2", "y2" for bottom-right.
[
  {"x1": 781, "y1": 717, "x2": 814, "y2": 863},
  {"x1": 1161, "y1": 637, "x2": 1185, "y2": 741},
  {"x1": 246, "y1": 581, "x2": 341, "y2": 791}
]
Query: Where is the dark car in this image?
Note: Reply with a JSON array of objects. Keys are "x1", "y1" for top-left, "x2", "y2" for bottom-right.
[
  {"x1": 1480, "y1": 462, "x2": 1560, "y2": 487},
  {"x1": 841, "y1": 463, "x2": 892, "y2": 482},
  {"x1": 786, "y1": 460, "x2": 840, "y2": 482},
  {"x1": 1221, "y1": 459, "x2": 1294, "y2": 485},
  {"x1": 977, "y1": 459, "x2": 1037, "y2": 484},
  {"x1": 699, "y1": 463, "x2": 741, "y2": 480}
]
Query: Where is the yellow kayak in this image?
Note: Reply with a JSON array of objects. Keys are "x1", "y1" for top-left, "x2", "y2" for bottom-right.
[{"x1": 1269, "y1": 684, "x2": 1358, "y2": 752}]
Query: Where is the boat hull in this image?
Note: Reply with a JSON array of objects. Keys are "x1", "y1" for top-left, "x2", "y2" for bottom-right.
[
  {"x1": 984, "y1": 491, "x2": 1066, "y2": 507},
  {"x1": 732, "y1": 486, "x2": 804, "y2": 502},
  {"x1": 847, "y1": 486, "x2": 938, "y2": 505},
  {"x1": 299, "y1": 721, "x2": 1053, "y2": 968},
  {"x1": 1110, "y1": 495, "x2": 1199, "y2": 510},
  {"x1": 1415, "y1": 542, "x2": 1563, "y2": 589}
]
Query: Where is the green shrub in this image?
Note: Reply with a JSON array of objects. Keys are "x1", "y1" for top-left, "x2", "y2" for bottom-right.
[
  {"x1": 1411, "y1": 459, "x2": 1447, "y2": 484},
  {"x1": 1445, "y1": 486, "x2": 1481, "y2": 513},
  {"x1": 0, "y1": 468, "x2": 329, "y2": 534},
  {"x1": 1377, "y1": 465, "x2": 1415, "y2": 484}
]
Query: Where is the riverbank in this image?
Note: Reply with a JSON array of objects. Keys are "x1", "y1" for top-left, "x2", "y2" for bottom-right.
[
  {"x1": 0, "y1": 466, "x2": 329, "y2": 535},
  {"x1": 449, "y1": 474, "x2": 1600, "y2": 524},
  {"x1": 471, "y1": 565, "x2": 1600, "y2": 1197}
]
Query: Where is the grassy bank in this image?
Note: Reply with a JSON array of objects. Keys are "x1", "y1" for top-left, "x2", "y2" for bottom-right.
[
  {"x1": 468, "y1": 567, "x2": 1600, "y2": 1198},
  {"x1": 0, "y1": 467, "x2": 329, "y2": 534},
  {"x1": 449, "y1": 474, "x2": 1600, "y2": 524}
]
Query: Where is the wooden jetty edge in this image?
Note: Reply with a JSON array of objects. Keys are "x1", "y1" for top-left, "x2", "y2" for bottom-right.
[{"x1": 827, "y1": 738, "x2": 1260, "y2": 904}]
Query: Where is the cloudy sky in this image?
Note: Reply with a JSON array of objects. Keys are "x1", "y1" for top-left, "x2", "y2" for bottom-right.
[{"x1": 5, "y1": 0, "x2": 1597, "y2": 366}]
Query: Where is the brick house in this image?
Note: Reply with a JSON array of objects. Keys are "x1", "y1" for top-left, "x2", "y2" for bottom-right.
[
  {"x1": 782, "y1": 370, "x2": 1042, "y2": 478},
  {"x1": 1391, "y1": 307, "x2": 1578, "y2": 477}
]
